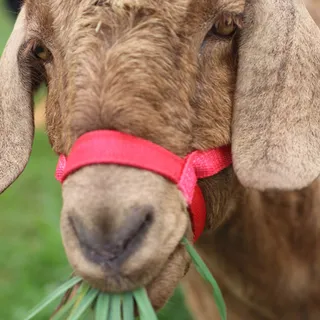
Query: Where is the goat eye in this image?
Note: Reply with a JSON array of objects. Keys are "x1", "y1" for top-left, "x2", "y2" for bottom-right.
[
  {"x1": 211, "y1": 13, "x2": 238, "y2": 37},
  {"x1": 32, "y1": 44, "x2": 50, "y2": 61}
]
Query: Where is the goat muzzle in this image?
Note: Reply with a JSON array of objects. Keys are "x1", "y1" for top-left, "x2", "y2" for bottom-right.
[{"x1": 55, "y1": 130, "x2": 232, "y2": 241}]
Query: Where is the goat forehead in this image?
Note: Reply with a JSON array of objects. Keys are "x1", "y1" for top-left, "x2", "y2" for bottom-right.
[
  {"x1": 24, "y1": 0, "x2": 245, "y2": 54},
  {"x1": 108, "y1": 0, "x2": 162, "y2": 7},
  {"x1": 46, "y1": 0, "x2": 191, "y2": 11},
  {"x1": 25, "y1": 0, "x2": 245, "y2": 12},
  {"x1": 32, "y1": 0, "x2": 189, "y2": 33},
  {"x1": 25, "y1": 0, "x2": 245, "y2": 29}
]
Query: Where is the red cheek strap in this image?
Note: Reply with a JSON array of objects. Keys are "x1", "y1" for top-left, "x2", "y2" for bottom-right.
[{"x1": 55, "y1": 130, "x2": 232, "y2": 242}]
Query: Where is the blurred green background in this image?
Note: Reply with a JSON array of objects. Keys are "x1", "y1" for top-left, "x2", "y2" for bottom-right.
[{"x1": 0, "y1": 2, "x2": 192, "y2": 319}]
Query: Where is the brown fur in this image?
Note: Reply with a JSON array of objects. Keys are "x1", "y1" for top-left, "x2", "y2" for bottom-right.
[{"x1": 1, "y1": 0, "x2": 320, "y2": 318}]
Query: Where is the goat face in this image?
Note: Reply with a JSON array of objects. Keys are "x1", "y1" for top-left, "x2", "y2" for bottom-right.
[{"x1": 1, "y1": 0, "x2": 320, "y2": 310}]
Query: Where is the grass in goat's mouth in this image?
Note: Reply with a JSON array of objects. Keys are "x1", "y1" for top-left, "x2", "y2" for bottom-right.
[{"x1": 24, "y1": 238, "x2": 226, "y2": 320}]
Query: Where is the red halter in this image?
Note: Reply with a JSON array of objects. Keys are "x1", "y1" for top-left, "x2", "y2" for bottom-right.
[{"x1": 55, "y1": 130, "x2": 232, "y2": 242}]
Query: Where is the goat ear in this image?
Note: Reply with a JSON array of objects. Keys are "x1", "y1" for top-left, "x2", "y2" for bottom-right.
[
  {"x1": 0, "y1": 7, "x2": 34, "y2": 193},
  {"x1": 232, "y1": 0, "x2": 320, "y2": 191}
]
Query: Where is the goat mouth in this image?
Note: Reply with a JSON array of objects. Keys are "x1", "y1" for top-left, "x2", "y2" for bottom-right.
[
  {"x1": 69, "y1": 241, "x2": 186, "y2": 295},
  {"x1": 75, "y1": 242, "x2": 190, "y2": 314},
  {"x1": 62, "y1": 214, "x2": 189, "y2": 293}
]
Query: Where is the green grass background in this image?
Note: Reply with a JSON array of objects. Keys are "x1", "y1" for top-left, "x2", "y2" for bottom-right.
[{"x1": 0, "y1": 2, "x2": 192, "y2": 319}]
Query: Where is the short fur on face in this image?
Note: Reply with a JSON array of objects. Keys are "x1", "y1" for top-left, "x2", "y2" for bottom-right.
[{"x1": 1, "y1": 0, "x2": 320, "y2": 313}]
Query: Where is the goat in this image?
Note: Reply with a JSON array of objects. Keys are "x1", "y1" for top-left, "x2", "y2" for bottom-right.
[
  {"x1": 305, "y1": 0, "x2": 320, "y2": 25},
  {"x1": 1, "y1": 0, "x2": 320, "y2": 318}
]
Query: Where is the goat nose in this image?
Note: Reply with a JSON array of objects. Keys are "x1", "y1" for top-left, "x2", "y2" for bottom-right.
[{"x1": 69, "y1": 205, "x2": 154, "y2": 268}]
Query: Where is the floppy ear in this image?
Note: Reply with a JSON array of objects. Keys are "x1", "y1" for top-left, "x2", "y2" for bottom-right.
[
  {"x1": 232, "y1": 0, "x2": 320, "y2": 191},
  {"x1": 0, "y1": 7, "x2": 34, "y2": 193},
  {"x1": 305, "y1": 0, "x2": 320, "y2": 26}
]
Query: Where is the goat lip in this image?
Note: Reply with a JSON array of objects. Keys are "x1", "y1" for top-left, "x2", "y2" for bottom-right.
[
  {"x1": 73, "y1": 237, "x2": 189, "y2": 294},
  {"x1": 74, "y1": 252, "x2": 173, "y2": 293}
]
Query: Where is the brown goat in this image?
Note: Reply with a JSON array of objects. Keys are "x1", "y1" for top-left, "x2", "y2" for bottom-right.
[
  {"x1": 305, "y1": 0, "x2": 320, "y2": 25},
  {"x1": 1, "y1": 0, "x2": 320, "y2": 318}
]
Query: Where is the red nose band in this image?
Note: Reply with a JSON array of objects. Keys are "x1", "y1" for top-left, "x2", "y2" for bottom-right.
[{"x1": 55, "y1": 130, "x2": 232, "y2": 242}]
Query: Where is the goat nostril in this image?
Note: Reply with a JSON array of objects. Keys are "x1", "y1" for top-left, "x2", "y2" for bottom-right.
[
  {"x1": 145, "y1": 211, "x2": 153, "y2": 223},
  {"x1": 68, "y1": 205, "x2": 155, "y2": 268},
  {"x1": 115, "y1": 205, "x2": 154, "y2": 257},
  {"x1": 137, "y1": 206, "x2": 154, "y2": 230}
]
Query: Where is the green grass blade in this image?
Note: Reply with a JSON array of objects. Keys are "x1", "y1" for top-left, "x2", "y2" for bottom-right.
[
  {"x1": 122, "y1": 292, "x2": 134, "y2": 320},
  {"x1": 133, "y1": 288, "x2": 157, "y2": 320},
  {"x1": 68, "y1": 282, "x2": 90, "y2": 317},
  {"x1": 79, "y1": 307, "x2": 94, "y2": 320},
  {"x1": 182, "y1": 238, "x2": 227, "y2": 320},
  {"x1": 95, "y1": 293, "x2": 110, "y2": 320},
  {"x1": 24, "y1": 276, "x2": 82, "y2": 320},
  {"x1": 108, "y1": 294, "x2": 122, "y2": 320},
  {"x1": 67, "y1": 287, "x2": 99, "y2": 320},
  {"x1": 51, "y1": 294, "x2": 79, "y2": 320}
]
